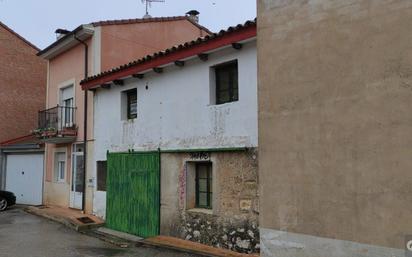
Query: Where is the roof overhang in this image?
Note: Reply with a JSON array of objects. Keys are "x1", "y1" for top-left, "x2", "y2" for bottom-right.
[
  {"x1": 38, "y1": 25, "x2": 94, "y2": 60},
  {"x1": 81, "y1": 22, "x2": 256, "y2": 90},
  {"x1": 0, "y1": 134, "x2": 43, "y2": 151}
]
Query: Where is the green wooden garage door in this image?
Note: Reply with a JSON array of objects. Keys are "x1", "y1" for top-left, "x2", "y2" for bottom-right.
[{"x1": 106, "y1": 152, "x2": 160, "y2": 238}]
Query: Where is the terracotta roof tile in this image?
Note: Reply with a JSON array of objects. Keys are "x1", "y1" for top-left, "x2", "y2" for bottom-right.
[
  {"x1": 93, "y1": 16, "x2": 177, "y2": 26},
  {"x1": 81, "y1": 19, "x2": 256, "y2": 86}
]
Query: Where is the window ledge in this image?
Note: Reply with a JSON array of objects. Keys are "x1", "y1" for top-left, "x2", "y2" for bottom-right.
[
  {"x1": 186, "y1": 208, "x2": 213, "y2": 215},
  {"x1": 122, "y1": 119, "x2": 136, "y2": 124},
  {"x1": 208, "y1": 101, "x2": 238, "y2": 107}
]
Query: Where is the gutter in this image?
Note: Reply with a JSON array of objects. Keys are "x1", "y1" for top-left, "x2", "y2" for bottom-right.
[
  {"x1": 38, "y1": 25, "x2": 94, "y2": 59},
  {"x1": 74, "y1": 34, "x2": 89, "y2": 213}
]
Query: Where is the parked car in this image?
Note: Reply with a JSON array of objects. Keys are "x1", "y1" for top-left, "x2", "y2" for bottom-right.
[{"x1": 0, "y1": 190, "x2": 16, "y2": 211}]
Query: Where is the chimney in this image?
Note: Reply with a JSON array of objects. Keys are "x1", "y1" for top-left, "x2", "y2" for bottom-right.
[
  {"x1": 186, "y1": 10, "x2": 200, "y2": 23},
  {"x1": 55, "y1": 28, "x2": 70, "y2": 40}
]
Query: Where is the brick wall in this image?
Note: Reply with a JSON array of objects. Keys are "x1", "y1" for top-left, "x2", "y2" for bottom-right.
[{"x1": 0, "y1": 24, "x2": 46, "y2": 142}]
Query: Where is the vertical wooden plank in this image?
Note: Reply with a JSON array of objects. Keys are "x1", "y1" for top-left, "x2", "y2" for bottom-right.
[{"x1": 106, "y1": 152, "x2": 160, "y2": 238}]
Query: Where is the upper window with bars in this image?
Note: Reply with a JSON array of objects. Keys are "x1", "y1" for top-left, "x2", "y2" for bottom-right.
[
  {"x1": 214, "y1": 60, "x2": 239, "y2": 105},
  {"x1": 121, "y1": 88, "x2": 137, "y2": 120}
]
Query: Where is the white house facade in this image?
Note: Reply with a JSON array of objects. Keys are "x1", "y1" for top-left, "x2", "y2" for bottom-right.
[{"x1": 82, "y1": 20, "x2": 259, "y2": 254}]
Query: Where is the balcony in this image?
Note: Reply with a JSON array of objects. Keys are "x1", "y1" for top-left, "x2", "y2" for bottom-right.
[{"x1": 33, "y1": 106, "x2": 78, "y2": 144}]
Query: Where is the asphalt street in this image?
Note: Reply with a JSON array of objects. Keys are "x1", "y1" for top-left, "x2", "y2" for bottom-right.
[{"x1": 0, "y1": 207, "x2": 202, "y2": 257}]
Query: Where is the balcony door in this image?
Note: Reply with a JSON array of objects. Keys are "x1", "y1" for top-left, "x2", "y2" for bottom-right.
[
  {"x1": 60, "y1": 85, "x2": 74, "y2": 129},
  {"x1": 70, "y1": 143, "x2": 84, "y2": 210}
]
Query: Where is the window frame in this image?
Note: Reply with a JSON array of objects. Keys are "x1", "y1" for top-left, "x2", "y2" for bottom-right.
[
  {"x1": 58, "y1": 161, "x2": 65, "y2": 182},
  {"x1": 55, "y1": 152, "x2": 66, "y2": 183},
  {"x1": 195, "y1": 162, "x2": 213, "y2": 209},
  {"x1": 96, "y1": 161, "x2": 107, "y2": 192},
  {"x1": 126, "y1": 89, "x2": 137, "y2": 120},
  {"x1": 214, "y1": 60, "x2": 239, "y2": 105},
  {"x1": 63, "y1": 97, "x2": 74, "y2": 125}
]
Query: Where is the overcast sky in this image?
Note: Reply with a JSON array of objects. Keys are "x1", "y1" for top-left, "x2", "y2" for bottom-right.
[{"x1": 0, "y1": 0, "x2": 256, "y2": 50}]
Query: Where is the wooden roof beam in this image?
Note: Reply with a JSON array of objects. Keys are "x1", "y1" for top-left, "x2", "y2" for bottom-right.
[
  {"x1": 132, "y1": 73, "x2": 144, "y2": 79},
  {"x1": 198, "y1": 53, "x2": 208, "y2": 62},
  {"x1": 232, "y1": 43, "x2": 242, "y2": 50},
  {"x1": 174, "y1": 60, "x2": 185, "y2": 67},
  {"x1": 113, "y1": 79, "x2": 124, "y2": 86}
]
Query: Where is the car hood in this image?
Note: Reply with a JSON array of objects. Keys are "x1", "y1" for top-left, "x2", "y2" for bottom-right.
[{"x1": 0, "y1": 191, "x2": 15, "y2": 197}]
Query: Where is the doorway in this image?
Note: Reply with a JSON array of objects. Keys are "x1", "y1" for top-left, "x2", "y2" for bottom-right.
[
  {"x1": 106, "y1": 151, "x2": 160, "y2": 237},
  {"x1": 70, "y1": 143, "x2": 84, "y2": 209},
  {"x1": 5, "y1": 153, "x2": 44, "y2": 205}
]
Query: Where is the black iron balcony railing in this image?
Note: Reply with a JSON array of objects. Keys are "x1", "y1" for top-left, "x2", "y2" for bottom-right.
[{"x1": 33, "y1": 105, "x2": 77, "y2": 140}]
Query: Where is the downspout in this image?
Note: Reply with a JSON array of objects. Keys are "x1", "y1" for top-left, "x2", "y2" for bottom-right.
[
  {"x1": 74, "y1": 34, "x2": 88, "y2": 212},
  {"x1": 158, "y1": 148, "x2": 161, "y2": 235}
]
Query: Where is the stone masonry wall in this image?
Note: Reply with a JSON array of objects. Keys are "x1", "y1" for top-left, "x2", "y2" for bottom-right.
[{"x1": 160, "y1": 150, "x2": 259, "y2": 253}]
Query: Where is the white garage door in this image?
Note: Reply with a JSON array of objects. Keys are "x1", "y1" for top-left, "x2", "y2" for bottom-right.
[{"x1": 5, "y1": 153, "x2": 44, "y2": 205}]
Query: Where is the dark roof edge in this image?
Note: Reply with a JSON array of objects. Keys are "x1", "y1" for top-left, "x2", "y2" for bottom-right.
[
  {"x1": 37, "y1": 25, "x2": 85, "y2": 57},
  {"x1": 184, "y1": 17, "x2": 213, "y2": 35},
  {"x1": 0, "y1": 21, "x2": 40, "y2": 51}
]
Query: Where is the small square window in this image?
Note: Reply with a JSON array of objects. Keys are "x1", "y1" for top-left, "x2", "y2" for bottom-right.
[
  {"x1": 195, "y1": 163, "x2": 212, "y2": 209},
  {"x1": 97, "y1": 161, "x2": 107, "y2": 191},
  {"x1": 214, "y1": 60, "x2": 238, "y2": 105},
  {"x1": 126, "y1": 89, "x2": 137, "y2": 119}
]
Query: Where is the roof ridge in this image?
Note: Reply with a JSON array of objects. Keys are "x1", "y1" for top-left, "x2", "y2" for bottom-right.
[
  {"x1": 0, "y1": 21, "x2": 40, "y2": 51},
  {"x1": 91, "y1": 16, "x2": 212, "y2": 34},
  {"x1": 92, "y1": 15, "x2": 186, "y2": 26}
]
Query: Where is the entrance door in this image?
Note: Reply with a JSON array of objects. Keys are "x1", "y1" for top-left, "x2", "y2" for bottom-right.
[
  {"x1": 5, "y1": 153, "x2": 44, "y2": 205},
  {"x1": 70, "y1": 144, "x2": 84, "y2": 209},
  {"x1": 106, "y1": 152, "x2": 160, "y2": 238}
]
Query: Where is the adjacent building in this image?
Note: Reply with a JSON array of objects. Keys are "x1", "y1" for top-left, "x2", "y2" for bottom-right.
[
  {"x1": 258, "y1": 0, "x2": 412, "y2": 256},
  {"x1": 35, "y1": 14, "x2": 210, "y2": 213},
  {"x1": 0, "y1": 22, "x2": 46, "y2": 205},
  {"x1": 80, "y1": 20, "x2": 258, "y2": 253}
]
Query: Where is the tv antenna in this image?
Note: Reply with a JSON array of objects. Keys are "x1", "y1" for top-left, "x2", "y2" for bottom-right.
[{"x1": 141, "y1": 0, "x2": 165, "y2": 18}]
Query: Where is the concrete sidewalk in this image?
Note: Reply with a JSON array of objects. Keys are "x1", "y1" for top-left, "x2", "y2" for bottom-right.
[
  {"x1": 25, "y1": 206, "x2": 259, "y2": 257},
  {"x1": 25, "y1": 205, "x2": 104, "y2": 231}
]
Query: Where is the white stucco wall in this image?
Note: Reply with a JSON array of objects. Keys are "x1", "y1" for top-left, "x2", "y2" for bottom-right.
[{"x1": 92, "y1": 40, "x2": 257, "y2": 217}]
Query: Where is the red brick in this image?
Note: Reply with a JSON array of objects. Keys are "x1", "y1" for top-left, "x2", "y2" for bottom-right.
[{"x1": 0, "y1": 23, "x2": 46, "y2": 142}]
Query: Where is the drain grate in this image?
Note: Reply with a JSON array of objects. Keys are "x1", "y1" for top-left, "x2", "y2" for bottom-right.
[{"x1": 77, "y1": 217, "x2": 95, "y2": 224}]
